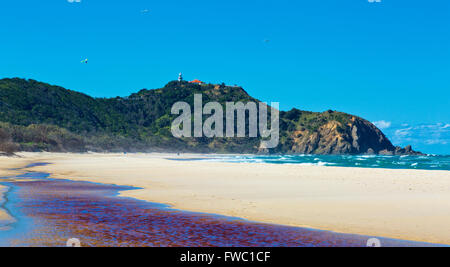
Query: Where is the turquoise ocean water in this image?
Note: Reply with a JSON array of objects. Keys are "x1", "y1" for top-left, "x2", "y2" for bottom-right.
[{"x1": 191, "y1": 154, "x2": 450, "y2": 171}]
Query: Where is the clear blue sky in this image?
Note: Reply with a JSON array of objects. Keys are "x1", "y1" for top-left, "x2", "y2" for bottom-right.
[{"x1": 0, "y1": 0, "x2": 449, "y2": 154}]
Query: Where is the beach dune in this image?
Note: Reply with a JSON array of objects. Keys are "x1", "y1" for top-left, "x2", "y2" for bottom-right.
[{"x1": 17, "y1": 152, "x2": 450, "y2": 245}]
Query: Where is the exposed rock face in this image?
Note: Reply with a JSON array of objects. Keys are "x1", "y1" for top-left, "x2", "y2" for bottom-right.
[
  {"x1": 291, "y1": 121, "x2": 351, "y2": 154},
  {"x1": 283, "y1": 113, "x2": 422, "y2": 155},
  {"x1": 379, "y1": 145, "x2": 423, "y2": 156}
]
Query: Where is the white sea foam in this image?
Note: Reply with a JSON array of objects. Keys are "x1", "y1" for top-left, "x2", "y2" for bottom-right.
[
  {"x1": 178, "y1": 154, "x2": 449, "y2": 171},
  {"x1": 317, "y1": 162, "x2": 335, "y2": 166},
  {"x1": 361, "y1": 155, "x2": 376, "y2": 158},
  {"x1": 296, "y1": 163, "x2": 316, "y2": 166}
]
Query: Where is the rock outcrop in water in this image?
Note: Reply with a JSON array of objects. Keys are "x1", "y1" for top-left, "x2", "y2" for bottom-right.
[{"x1": 0, "y1": 78, "x2": 422, "y2": 155}]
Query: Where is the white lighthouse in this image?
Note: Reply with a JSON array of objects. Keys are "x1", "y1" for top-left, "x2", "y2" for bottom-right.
[{"x1": 178, "y1": 72, "x2": 183, "y2": 82}]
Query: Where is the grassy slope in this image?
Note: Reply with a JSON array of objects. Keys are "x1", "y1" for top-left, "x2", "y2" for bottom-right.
[{"x1": 0, "y1": 78, "x2": 400, "y2": 154}]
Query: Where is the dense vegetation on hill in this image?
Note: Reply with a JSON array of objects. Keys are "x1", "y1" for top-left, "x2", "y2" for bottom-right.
[{"x1": 0, "y1": 78, "x2": 420, "y2": 155}]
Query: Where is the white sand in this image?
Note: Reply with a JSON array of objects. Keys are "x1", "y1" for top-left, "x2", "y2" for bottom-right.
[{"x1": 17, "y1": 152, "x2": 450, "y2": 245}]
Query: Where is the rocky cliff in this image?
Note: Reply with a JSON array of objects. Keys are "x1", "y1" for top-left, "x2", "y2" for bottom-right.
[{"x1": 276, "y1": 110, "x2": 421, "y2": 155}]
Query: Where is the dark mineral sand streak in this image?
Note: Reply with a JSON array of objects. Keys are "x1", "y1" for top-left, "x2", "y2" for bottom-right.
[{"x1": 0, "y1": 165, "x2": 442, "y2": 247}]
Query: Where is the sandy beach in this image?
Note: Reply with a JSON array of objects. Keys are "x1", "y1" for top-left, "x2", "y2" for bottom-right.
[
  {"x1": 0, "y1": 156, "x2": 36, "y2": 222},
  {"x1": 0, "y1": 156, "x2": 32, "y2": 177},
  {"x1": 1, "y1": 152, "x2": 449, "y2": 245}
]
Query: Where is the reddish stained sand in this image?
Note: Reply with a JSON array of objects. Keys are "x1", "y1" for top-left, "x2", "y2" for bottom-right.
[{"x1": 5, "y1": 177, "x2": 431, "y2": 247}]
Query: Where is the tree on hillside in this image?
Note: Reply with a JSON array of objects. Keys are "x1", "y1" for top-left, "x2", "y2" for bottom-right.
[{"x1": 0, "y1": 128, "x2": 18, "y2": 155}]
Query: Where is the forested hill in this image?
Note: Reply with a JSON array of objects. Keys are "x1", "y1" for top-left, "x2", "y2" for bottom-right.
[{"x1": 0, "y1": 78, "x2": 421, "y2": 155}]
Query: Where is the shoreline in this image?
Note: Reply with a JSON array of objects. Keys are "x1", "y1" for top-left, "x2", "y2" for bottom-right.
[
  {"x1": 0, "y1": 157, "x2": 34, "y2": 224},
  {"x1": 0, "y1": 185, "x2": 13, "y2": 223},
  {"x1": 19, "y1": 152, "x2": 450, "y2": 245},
  {"x1": 0, "y1": 169, "x2": 442, "y2": 247},
  {"x1": 1, "y1": 152, "x2": 450, "y2": 245}
]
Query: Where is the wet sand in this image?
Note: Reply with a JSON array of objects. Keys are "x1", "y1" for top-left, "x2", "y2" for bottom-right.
[
  {"x1": 0, "y1": 171, "x2": 438, "y2": 247},
  {"x1": 0, "y1": 156, "x2": 32, "y2": 223},
  {"x1": 0, "y1": 185, "x2": 11, "y2": 222},
  {"x1": 23, "y1": 152, "x2": 450, "y2": 245},
  {"x1": 0, "y1": 158, "x2": 59, "y2": 232},
  {"x1": 1, "y1": 152, "x2": 449, "y2": 245}
]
